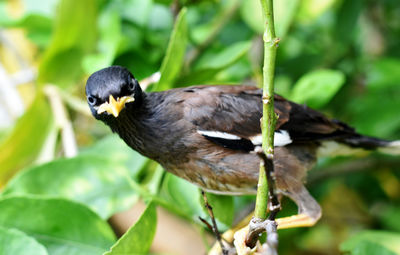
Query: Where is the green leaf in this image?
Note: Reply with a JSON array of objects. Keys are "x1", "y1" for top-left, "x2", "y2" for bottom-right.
[
  {"x1": 177, "y1": 41, "x2": 251, "y2": 86},
  {"x1": 80, "y1": 134, "x2": 148, "y2": 178},
  {"x1": 340, "y1": 231, "x2": 400, "y2": 255},
  {"x1": 160, "y1": 173, "x2": 203, "y2": 219},
  {"x1": 104, "y1": 202, "x2": 157, "y2": 255},
  {"x1": 0, "y1": 226, "x2": 48, "y2": 255},
  {"x1": 202, "y1": 193, "x2": 234, "y2": 228},
  {"x1": 0, "y1": 197, "x2": 116, "y2": 255},
  {"x1": 0, "y1": 95, "x2": 52, "y2": 186},
  {"x1": 2, "y1": 155, "x2": 138, "y2": 219},
  {"x1": 154, "y1": 7, "x2": 188, "y2": 91},
  {"x1": 38, "y1": 0, "x2": 97, "y2": 87},
  {"x1": 290, "y1": 69, "x2": 345, "y2": 108},
  {"x1": 177, "y1": 68, "x2": 222, "y2": 86},
  {"x1": 194, "y1": 41, "x2": 251, "y2": 70}
]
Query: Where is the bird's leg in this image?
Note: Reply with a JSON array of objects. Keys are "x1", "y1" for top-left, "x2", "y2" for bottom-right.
[
  {"x1": 200, "y1": 190, "x2": 229, "y2": 255},
  {"x1": 276, "y1": 185, "x2": 322, "y2": 229}
]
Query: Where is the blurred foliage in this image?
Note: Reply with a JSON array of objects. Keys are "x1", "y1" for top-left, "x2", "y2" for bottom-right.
[{"x1": 0, "y1": 0, "x2": 399, "y2": 254}]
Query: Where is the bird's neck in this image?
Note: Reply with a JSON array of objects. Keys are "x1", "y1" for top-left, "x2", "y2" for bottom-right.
[{"x1": 103, "y1": 94, "x2": 166, "y2": 161}]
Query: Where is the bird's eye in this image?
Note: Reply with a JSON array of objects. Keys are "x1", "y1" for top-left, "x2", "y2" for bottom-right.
[
  {"x1": 128, "y1": 81, "x2": 135, "y2": 91},
  {"x1": 87, "y1": 96, "x2": 97, "y2": 105}
]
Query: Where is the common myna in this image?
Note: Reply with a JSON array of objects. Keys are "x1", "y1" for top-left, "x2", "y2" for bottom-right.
[{"x1": 85, "y1": 66, "x2": 400, "y2": 229}]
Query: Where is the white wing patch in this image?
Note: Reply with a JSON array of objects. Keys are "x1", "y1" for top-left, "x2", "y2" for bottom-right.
[
  {"x1": 197, "y1": 129, "x2": 292, "y2": 147},
  {"x1": 250, "y1": 130, "x2": 292, "y2": 147},
  {"x1": 197, "y1": 130, "x2": 241, "y2": 140}
]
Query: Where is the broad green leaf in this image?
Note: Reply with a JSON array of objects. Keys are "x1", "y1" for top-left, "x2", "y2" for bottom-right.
[
  {"x1": 240, "y1": 0, "x2": 299, "y2": 37},
  {"x1": 0, "y1": 197, "x2": 116, "y2": 255},
  {"x1": 154, "y1": 8, "x2": 188, "y2": 91},
  {"x1": 2, "y1": 155, "x2": 138, "y2": 219},
  {"x1": 340, "y1": 231, "x2": 400, "y2": 255},
  {"x1": 104, "y1": 202, "x2": 157, "y2": 255},
  {"x1": 160, "y1": 173, "x2": 203, "y2": 219},
  {"x1": 177, "y1": 41, "x2": 251, "y2": 86},
  {"x1": 38, "y1": 0, "x2": 97, "y2": 87},
  {"x1": 0, "y1": 226, "x2": 48, "y2": 255},
  {"x1": 143, "y1": 164, "x2": 166, "y2": 195},
  {"x1": 0, "y1": 95, "x2": 52, "y2": 186},
  {"x1": 177, "y1": 68, "x2": 222, "y2": 86},
  {"x1": 290, "y1": 69, "x2": 345, "y2": 108},
  {"x1": 202, "y1": 193, "x2": 234, "y2": 228},
  {"x1": 161, "y1": 175, "x2": 233, "y2": 229},
  {"x1": 80, "y1": 134, "x2": 149, "y2": 178},
  {"x1": 194, "y1": 41, "x2": 251, "y2": 70}
]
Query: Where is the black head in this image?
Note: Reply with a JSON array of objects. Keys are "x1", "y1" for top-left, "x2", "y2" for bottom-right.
[{"x1": 85, "y1": 66, "x2": 143, "y2": 119}]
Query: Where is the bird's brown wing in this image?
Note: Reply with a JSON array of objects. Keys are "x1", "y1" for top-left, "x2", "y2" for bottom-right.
[{"x1": 179, "y1": 85, "x2": 355, "y2": 151}]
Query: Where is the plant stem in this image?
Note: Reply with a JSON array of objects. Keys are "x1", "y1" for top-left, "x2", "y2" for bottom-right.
[{"x1": 254, "y1": 0, "x2": 279, "y2": 221}]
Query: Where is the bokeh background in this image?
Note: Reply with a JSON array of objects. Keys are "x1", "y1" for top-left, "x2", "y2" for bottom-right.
[{"x1": 0, "y1": 0, "x2": 400, "y2": 254}]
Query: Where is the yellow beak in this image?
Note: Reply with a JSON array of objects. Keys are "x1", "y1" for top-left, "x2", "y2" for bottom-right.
[{"x1": 97, "y1": 95, "x2": 135, "y2": 117}]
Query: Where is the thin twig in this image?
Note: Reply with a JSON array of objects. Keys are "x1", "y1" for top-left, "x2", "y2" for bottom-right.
[
  {"x1": 139, "y1": 71, "x2": 161, "y2": 91},
  {"x1": 0, "y1": 63, "x2": 25, "y2": 122},
  {"x1": 170, "y1": 0, "x2": 181, "y2": 20},
  {"x1": 201, "y1": 190, "x2": 228, "y2": 255},
  {"x1": 44, "y1": 85, "x2": 78, "y2": 158},
  {"x1": 199, "y1": 216, "x2": 214, "y2": 232},
  {"x1": 10, "y1": 68, "x2": 37, "y2": 86}
]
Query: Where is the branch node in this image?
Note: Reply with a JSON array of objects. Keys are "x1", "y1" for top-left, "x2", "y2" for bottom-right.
[{"x1": 262, "y1": 95, "x2": 271, "y2": 104}]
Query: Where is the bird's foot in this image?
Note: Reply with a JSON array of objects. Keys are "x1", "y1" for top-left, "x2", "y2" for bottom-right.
[
  {"x1": 275, "y1": 213, "x2": 316, "y2": 229},
  {"x1": 233, "y1": 219, "x2": 278, "y2": 255}
]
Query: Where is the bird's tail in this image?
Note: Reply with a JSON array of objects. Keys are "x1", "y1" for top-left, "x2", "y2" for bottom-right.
[
  {"x1": 342, "y1": 135, "x2": 400, "y2": 156},
  {"x1": 378, "y1": 140, "x2": 400, "y2": 155}
]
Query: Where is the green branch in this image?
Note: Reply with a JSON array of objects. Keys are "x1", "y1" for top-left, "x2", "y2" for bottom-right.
[{"x1": 254, "y1": 0, "x2": 279, "y2": 220}]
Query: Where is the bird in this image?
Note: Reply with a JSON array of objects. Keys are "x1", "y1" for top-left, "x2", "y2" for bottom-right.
[{"x1": 85, "y1": 65, "x2": 400, "y2": 229}]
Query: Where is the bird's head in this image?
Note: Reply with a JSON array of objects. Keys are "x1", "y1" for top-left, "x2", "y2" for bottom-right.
[{"x1": 85, "y1": 66, "x2": 142, "y2": 119}]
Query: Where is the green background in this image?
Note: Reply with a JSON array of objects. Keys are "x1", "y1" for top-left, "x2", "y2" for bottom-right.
[{"x1": 0, "y1": 0, "x2": 399, "y2": 254}]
